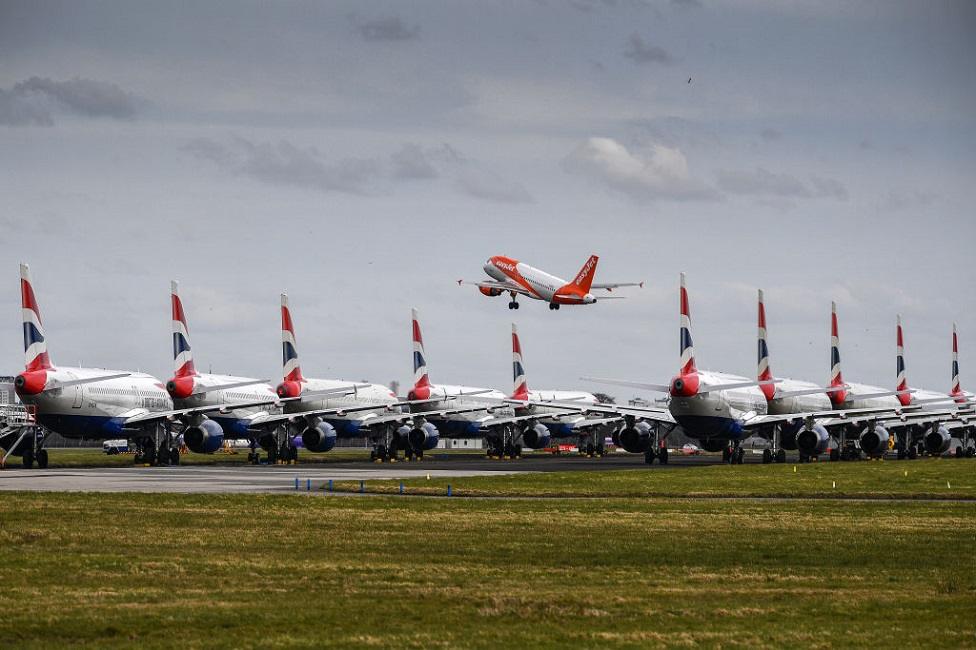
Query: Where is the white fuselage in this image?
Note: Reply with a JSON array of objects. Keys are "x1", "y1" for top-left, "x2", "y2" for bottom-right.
[
  {"x1": 839, "y1": 381, "x2": 903, "y2": 411},
  {"x1": 286, "y1": 378, "x2": 399, "y2": 423},
  {"x1": 669, "y1": 370, "x2": 768, "y2": 441},
  {"x1": 21, "y1": 367, "x2": 173, "y2": 439},
  {"x1": 767, "y1": 377, "x2": 833, "y2": 415},
  {"x1": 485, "y1": 261, "x2": 565, "y2": 302},
  {"x1": 174, "y1": 373, "x2": 279, "y2": 433}
]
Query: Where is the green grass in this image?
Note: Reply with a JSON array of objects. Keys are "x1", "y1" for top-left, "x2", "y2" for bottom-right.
[
  {"x1": 335, "y1": 457, "x2": 976, "y2": 500},
  {"x1": 0, "y1": 492, "x2": 974, "y2": 648}
]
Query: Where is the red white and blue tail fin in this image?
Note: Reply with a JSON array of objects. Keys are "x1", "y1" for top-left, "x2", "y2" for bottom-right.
[
  {"x1": 757, "y1": 289, "x2": 774, "y2": 400},
  {"x1": 280, "y1": 293, "x2": 304, "y2": 382},
  {"x1": 570, "y1": 254, "x2": 599, "y2": 294},
  {"x1": 171, "y1": 280, "x2": 196, "y2": 378},
  {"x1": 828, "y1": 301, "x2": 846, "y2": 406},
  {"x1": 895, "y1": 315, "x2": 911, "y2": 406},
  {"x1": 678, "y1": 273, "x2": 696, "y2": 375},
  {"x1": 411, "y1": 308, "x2": 430, "y2": 390},
  {"x1": 20, "y1": 263, "x2": 52, "y2": 371},
  {"x1": 511, "y1": 323, "x2": 529, "y2": 400},
  {"x1": 951, "y1": 323, "x2": 963, "y2": 400}
]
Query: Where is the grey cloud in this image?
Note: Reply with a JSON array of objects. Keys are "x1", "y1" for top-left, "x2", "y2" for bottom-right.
[
  {"x1": 563, "y1": 136, "x2": 718, "y2": 201},
  {"x1": 184, "y1": 137, "x2": 382, "y2": 195},
  {"x1": 455, "y1": 169, "x2": 533, "y2": 204},
  {"x1": 671, "y1": 0, "x2": 703, "y2": 8},
  {"x1": 0, "y1": 77, "x2": 138, "y2": 126},
  {"x1": 353, "y1": 16, "x2": 420, "y2": 41},
  {"x1": 390, "y1": 143, "x2": 439, "y2": 180},
  {"x1": 810, "y1": 175, "x2": 849, "y2": 200},
  {"x1": 760, "y1": 128, "x2": 782, "y2": 141},
  {"x1": 881, "y1": 188, "x2": 937, "y2": 212},
  {"x1": 623, "y1": 34, "x2": 672, "y2": 65},
  {"x1": 717, "y1": 167, "x2": 848, "y2": 201}
]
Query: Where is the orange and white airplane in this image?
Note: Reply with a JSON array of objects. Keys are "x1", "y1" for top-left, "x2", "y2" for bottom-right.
[{"x1": 459, "y1": 255, "x2": 642, "y2": 310}]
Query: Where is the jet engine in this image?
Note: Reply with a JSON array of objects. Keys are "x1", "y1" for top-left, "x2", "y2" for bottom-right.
[
  {"x1": 166, "y1": 375, "x2": 195, "y2": 400},
  {"x1": 859, "y1": 424, "x2": 890, "y2": 456},
  {"x1": 479, "y1": 287, "x2": 503, "y2": 297},
  {"x1": 183, "y1": 419, "x2": 225, "y2": 454},
  {"x1": 301, "y1": 422, "x2": 337, "y2": 453},
  {"x1": 923, "y1": 425, "x2": 952, "y2": 455},
  {"x1": 406, "y1": 422, "x2": 440, "y2": 452},
  {"x1": 796, "y1": 423, "x2": 830, "y2": 456},
  {"x1": 617, "y1": 421, "x2": 654, "y2": 453},
  {"x1": 521, "y1": 423, "x2": 552, "y2": 449}
]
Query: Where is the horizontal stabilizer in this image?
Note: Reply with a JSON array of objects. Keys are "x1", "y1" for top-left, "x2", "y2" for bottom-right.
[
  {"x1": 191, "y1": 379, "x2": 270, "y2": 395},
  {"x1": 581, "y1": 376, "x2": 671, "y2": 393},
  {"x1": 44, "y1": 372, "x2": 131, "y2": 392}
]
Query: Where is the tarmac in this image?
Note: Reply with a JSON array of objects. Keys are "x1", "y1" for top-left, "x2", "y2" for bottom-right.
[{"x1": 0, "y1": 450, "x2": 732, "y2": 493}]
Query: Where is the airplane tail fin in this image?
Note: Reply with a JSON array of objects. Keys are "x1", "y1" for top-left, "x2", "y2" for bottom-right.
[
  {"x1": 171, "y1": 281, "x2": 196, "y2": 378},
  {"x1": 569, "y1": 254, "x2": 599, "y2": 294},
  {"x1": 827, "y1": 301, "x2": 846, "y2": 405},
  {"x1": 511, "y1": 323, "x2": 529, "y2": 400},
  {"x1": 679, "y1": 273, "x2": 697, "y2": 375},
  {"x1": 895, "y1": 315, "x2": 911, "y2": 406},
  {"x1": 757, "y1": 289, "x2": 774, "y2": 400},
  {"x1": 20, "y1": 263, "x2": 52, "y2": 371},
  {"x1": 411, "y1": 308, "x2": 430, "y2": 389},
  {"x1": 280, "y1": 293, "x2": 304, "y2": 382},
  {"x1": 951, "y1": 323, "x2": 963, "y2": 399}
]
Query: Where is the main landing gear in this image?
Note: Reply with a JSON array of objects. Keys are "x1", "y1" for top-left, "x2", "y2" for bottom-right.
[
  {"x1": 15, "y1": 426, "x2": 48, "y2": 469},
  {"x1": 134, "y1": 424, "x2": 180, "y2": 467},
  {"x1": 548, "y1": 303, "x2": 560, "y2": 311},
  {"x1": 723, "y1": 442, "x2": 745, "y2": 465},
  {"x1": 762, "y1": 425, "x2": 788, "y2": 464},
  {"x1": 508, "y1": 292, "x2": 520, "y2": 310},
  {"x1": 486, "y1": 425, "x2": 522, "y2": 459},
  {"x1": 578, "y1": 432, "x2": 606, "y2": 458},
  {"x1": 643, "y1": 424, "x2": 671, "y2": 464}
]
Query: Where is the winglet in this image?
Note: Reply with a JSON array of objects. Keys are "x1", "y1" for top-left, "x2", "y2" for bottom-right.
[
  {"x1": 20, "y1": 263, "x2": 52, "y2": 371},
  {"x1": 281, "y1": 293, "x2": 304, "y2": 382},
  {"x1": 171, "y1": 280, "x2": 196, "y2": 378}
]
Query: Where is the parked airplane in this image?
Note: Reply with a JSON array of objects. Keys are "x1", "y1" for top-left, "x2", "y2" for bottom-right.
[
  {"x1": 7, "y1": 264, "x2": 174, "y2": 467},
  {"x1": 406, "y1": 309, "x2": 543, "y2": 457},
  {"x1": 459, "y1": 254, "x2": 642, "y2": 310},
  {"x1": 505, "y1": 323, "x2": 620, "y2": 456}
]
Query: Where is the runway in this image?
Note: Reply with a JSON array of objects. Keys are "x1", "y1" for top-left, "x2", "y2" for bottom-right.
[{"x1": 0, "y1": 451, "x2": 730, "y2": 493}]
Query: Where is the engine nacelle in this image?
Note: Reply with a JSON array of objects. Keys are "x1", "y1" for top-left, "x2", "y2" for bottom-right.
[
  {"x1": 796, "y1": 424, "x2": 830, "y2": 456},
  {"x1": 276, "y1": 381, "x2": 302, "y2": 399},
  {"x1": 617, "y1": 421, "x2": 653, "y2": 453},
  {"x1": 521, "y1": 423, "x2": 552, "y2": 449},
  {"x1": 859, "y1": 424, "x2": 890, "y2": 456},
  {"x1": 183, "y1": 419, "x2": 225, "y2": 454},
  {"x1": 924, "y1": 425, "x2": 952, "y2": 455},
  {"x1": 406, "y1": 422, "x2": 440, "y2": 451},
  {"x1": 479, "y1": 286, "x2": 503, "y2": 297},
  {"x1": 301, "y1": 422, "x2": 337, "y2": 453},
  {"x1": 669, "y1": 373, "x2": 700, "y2": 398}
]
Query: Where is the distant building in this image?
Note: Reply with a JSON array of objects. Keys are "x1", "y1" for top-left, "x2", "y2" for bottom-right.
[{"x1": 0, "y1": 376, "x2": 16, "y2": 406}]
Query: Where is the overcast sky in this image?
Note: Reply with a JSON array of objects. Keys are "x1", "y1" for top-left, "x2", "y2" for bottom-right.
[{"x1": 1, "y1": 0, "x2": 973, "y2": 400}]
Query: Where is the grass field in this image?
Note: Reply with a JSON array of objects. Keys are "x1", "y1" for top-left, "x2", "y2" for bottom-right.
[
  {"x1": 1, "y1": 488, "x2": 975, "y2": 648},
  {"x1": 334, "y1": 457, "x2": 976, "y2": 500}
]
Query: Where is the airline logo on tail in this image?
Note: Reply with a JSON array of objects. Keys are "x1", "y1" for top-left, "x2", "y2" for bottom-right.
[
  {"x1": 171, "y1": 281, "x2": 196, "y2": 378},
  {"x1": 411, "y1": 308, "x2": 429, "y2": 389},
  {"x1": 895, "y1": 315, "x2": 911, "y2": 406},
  {"x1": 951, "y1": 323, "x2": 963, "y2": 400},
  {"x1": 20, "y1": 263, "x2": 51, "y2": 371},
  {"x1": 511, "y1": 323, "x2": 528, "y2": 401},
  {"x1": 828, "y1": 301, "x2": 847, "y2": 406},
  {"x1": 679, "y1": 273, "x2": 696, "y2": 375},
  {"x1": 571, "y1": 255, "x2": 599, "y2": 293},
  {"x1": 757, "y1": 289, "x2": 775, "y2": 400},
  {"x1": 280, "y1": 294, "x2": 304, "y2": 382}
]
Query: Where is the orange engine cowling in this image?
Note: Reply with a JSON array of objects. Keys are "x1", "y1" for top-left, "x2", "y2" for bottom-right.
[{"x1": 479, "y1": 286, "x2": 502, "y2": 297}]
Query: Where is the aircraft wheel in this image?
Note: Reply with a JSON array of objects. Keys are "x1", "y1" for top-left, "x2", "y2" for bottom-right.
[
  {"x1": 22, "y1": 448, "x2": 34, "y2": 469},
  {"x1": 967, "y1": 447, "x2": 975, "y2": 458},
  {"x1": 143, "y1": 445, "x2": 157, "y2": 466},
  {"x1": 777, "y1": 449, "x2": 788, "y2": 463},
  {"x1": 157, "y1": 443, "x2": 170, "y2": 466},
  {"x1": 658, "y1": 448, "x2": 669, "y2": 465},
  {"x1": 514, "y1": 302, "x2": 520, "y2": 310},
  {"x1": 289, "y1": 445, "x2": 299, "y2": 462},
  {"x1": 722, "y1": 447, "x2": 731, "y2": 463},
  {"x1": 956, "y1": 446, "x2": 964, "y2": 458},
  {"x1": 267, "y1": 445, "x2": 278, "y2": 465},
  {"x1": 508, "y1": 302, "x2": 515, "y2": 310},
  {"x1": 735, "y1": 448, "x2": 745, "y2": 465},
  {"x1": 762, "y1": 449, "x2": 772, "y2": 464},
  {"x1": 644, "y1": 449, "x2": 655, "y2": 464},
  {"x1": 36, "y1": 449, "x2": 48, "y2": 469},
  {"x1": 908, "y1": 447, "x2": 918, "y2": 460},
  {"x1": 169, "y1": 448, "x2": 181, "y2": 465}
]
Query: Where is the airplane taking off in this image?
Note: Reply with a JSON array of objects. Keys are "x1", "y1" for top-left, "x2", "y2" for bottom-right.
[{"x1": 459, "y1": 254, "x2": 642, "y2": 310}]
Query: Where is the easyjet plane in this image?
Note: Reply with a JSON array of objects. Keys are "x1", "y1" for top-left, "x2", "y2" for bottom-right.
[{"x1": 459, "y1": 254, "x2": 642, "y2": 310}]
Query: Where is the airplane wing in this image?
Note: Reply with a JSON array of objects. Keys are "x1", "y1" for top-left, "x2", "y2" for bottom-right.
[
  {"x1": 457, "y1": 279, "x2": 534, "y2": 297},
  {"x1": 248, "y1": 403, "x2": 406, "y2": 428},
  {"x1": 582, "y1": 376, "x2": 779, "y2": 395},
  {"x1": 590, "y1": 282, "x2": 644, "y2": 291}
]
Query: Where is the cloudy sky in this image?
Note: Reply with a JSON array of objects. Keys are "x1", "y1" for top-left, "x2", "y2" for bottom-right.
[{"x1": 1, "y1": 0, "x2": 973, "y2": 400}]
